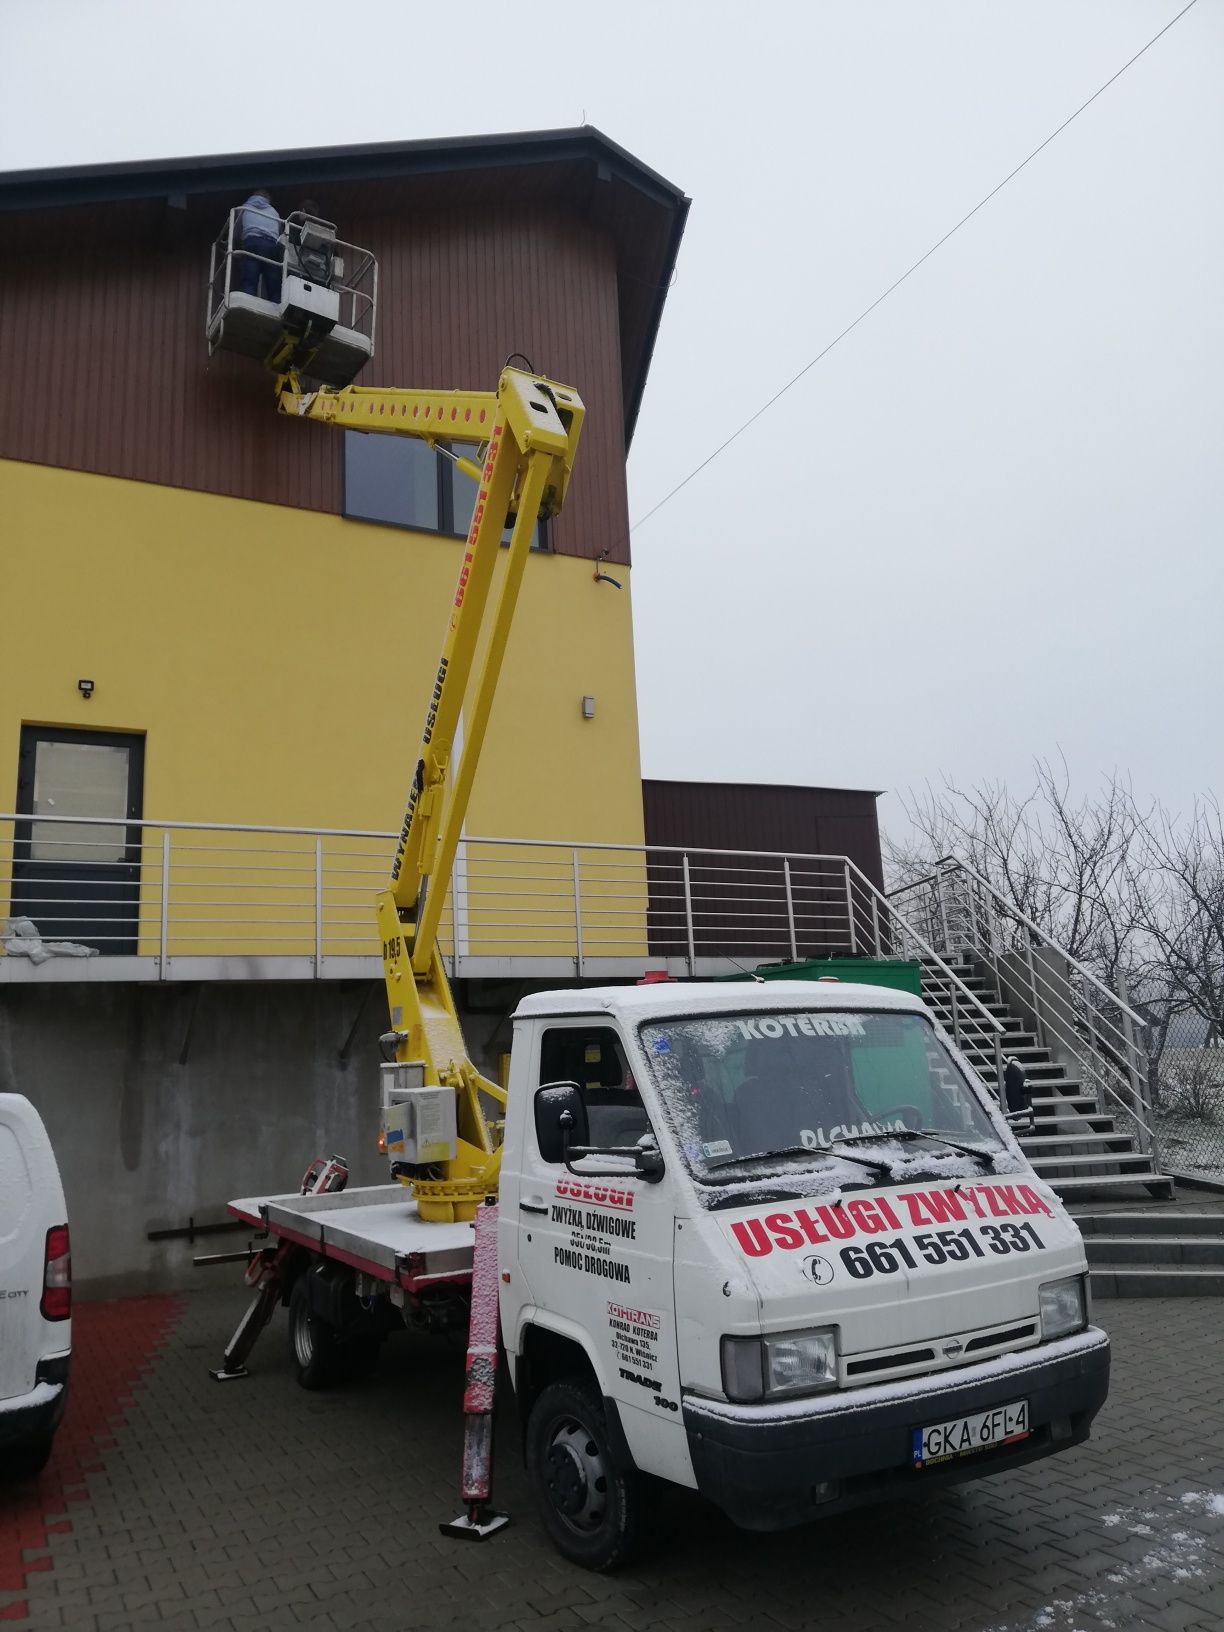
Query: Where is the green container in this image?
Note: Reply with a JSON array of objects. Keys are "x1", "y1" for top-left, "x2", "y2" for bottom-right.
[{"x1": 723, "y1": 957, "x2": 922, "y2": 996}]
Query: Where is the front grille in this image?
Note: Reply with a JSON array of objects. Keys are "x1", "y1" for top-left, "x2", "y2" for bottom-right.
[
  {"x1": 965, "y1": 1322, "x2": 1035, "y2": 1352},
  {"x1": 843, "y1": 1318, "x2": 1040, "y2": 1387},
  {"x1": 846, "y1": 1347, "x2": 936, "y2": 1377}
]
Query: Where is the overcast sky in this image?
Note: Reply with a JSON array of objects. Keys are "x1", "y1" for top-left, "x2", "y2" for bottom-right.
[{"x1": 2, "y1": 0, "x2": 1220, "y2": 838}]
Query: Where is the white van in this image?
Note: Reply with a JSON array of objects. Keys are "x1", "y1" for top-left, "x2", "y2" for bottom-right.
[
  {"x1": 499, "y1": 981, "x2": 1109, "y2": 1564},
  {"x1": 0, "y1": 1094, "x2": 71, "y2": 1479}
]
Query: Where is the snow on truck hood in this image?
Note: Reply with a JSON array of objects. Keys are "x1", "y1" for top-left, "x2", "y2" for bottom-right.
[{"x1": 706, "y1": 1173, "x2": 1086, "y2": 1356}]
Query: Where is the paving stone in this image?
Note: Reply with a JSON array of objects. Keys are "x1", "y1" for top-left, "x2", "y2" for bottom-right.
[{"x1": 4, "y1": 1288, "x2": 1224, "y2": 1631}]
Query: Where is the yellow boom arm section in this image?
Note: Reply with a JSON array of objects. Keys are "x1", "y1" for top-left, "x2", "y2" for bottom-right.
[{"x1": 277, "y1": 366, "x2": 585, "y2": 1219}]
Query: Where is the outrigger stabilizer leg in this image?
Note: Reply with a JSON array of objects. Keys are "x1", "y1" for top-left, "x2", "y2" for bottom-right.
[
  {"x1": 210, "y1": 1239, "x2": 296, "y2": 1380},
  {"x1": 211, "y1": 1156, "x2": 348, "y2": 1381},
  {"x1": 440, "y1": 1199, "x2": 510, "y2": 1540}
]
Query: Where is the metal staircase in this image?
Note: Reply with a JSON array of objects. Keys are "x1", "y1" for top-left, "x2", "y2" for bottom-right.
[
  {"x1": 1074, "y1": 1206, "x2": 1224, "y2": 1296},
  {"x1": 918, "y1": 952, "x2": 1174, "y2": 1200}
]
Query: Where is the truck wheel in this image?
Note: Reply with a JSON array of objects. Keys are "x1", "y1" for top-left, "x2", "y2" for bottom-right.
[
  {"x1": 525, "y1": 1379, "x2": 642, "y2": 1571},
  {"x1": 288, "y1": 1276, "x2": 342, "y2": 1390},
  {"x1": 4, "y1": 1434, "x2": 53, "y2": 1481}
]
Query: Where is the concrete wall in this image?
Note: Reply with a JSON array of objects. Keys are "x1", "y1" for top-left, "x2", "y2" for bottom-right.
[{"x1": 0, "y1": 979, "x2": 544, "y2": 1298}]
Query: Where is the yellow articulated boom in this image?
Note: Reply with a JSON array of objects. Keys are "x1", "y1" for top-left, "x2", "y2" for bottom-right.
[{"x1": 276, "y1": 366, "x2": 585, "y2": 1221}]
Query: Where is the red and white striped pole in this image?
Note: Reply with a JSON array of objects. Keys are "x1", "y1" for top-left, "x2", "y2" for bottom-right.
[{"x1": 440, "y1": 1198, "x2": 510, "y2": 1539}]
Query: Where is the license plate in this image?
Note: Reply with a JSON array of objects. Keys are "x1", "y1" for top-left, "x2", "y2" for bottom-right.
[{"x1": 912, "y1": 1399, "x2": 1029, "y2": 1467}]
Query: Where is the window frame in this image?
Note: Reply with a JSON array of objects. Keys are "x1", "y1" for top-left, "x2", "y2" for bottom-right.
[
  {"x1": 341, "y1": 431, "x2": 550, "y2": 550},
  {"x1": 534, "y1": 1021, "x2": 650, "y2": 1164}
]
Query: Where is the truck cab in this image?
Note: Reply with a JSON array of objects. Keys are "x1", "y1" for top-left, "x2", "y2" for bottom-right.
[{"x1": 498, "y1": 980, "x2": 1109, "y2": 1568}]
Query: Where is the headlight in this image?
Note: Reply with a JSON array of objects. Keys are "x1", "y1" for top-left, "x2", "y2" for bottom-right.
[
  {"x1": 1039, "y1": 1275, "x2": 1087, "y2": 1340},
  {"x1": 721, "y1": 1328, "x2": 838, "y2": 1402}
]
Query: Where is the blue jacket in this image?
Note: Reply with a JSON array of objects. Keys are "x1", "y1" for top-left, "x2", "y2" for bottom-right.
[{"x1": 239, "y1": 194, "x2": 279, "y2": 244}]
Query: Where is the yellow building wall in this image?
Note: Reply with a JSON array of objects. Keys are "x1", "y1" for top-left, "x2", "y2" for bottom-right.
[{"x1": 1, "y1": 460, "x2": 646, "y2": 962}]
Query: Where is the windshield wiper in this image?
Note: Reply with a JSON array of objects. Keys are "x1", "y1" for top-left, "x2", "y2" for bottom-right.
[
  {"x1": 706, "y1": 1144, "x2": 893, "y2": 1179},
  {"x1": 834, "y1": 1128, "x2": 1000, "y2": 1170}
]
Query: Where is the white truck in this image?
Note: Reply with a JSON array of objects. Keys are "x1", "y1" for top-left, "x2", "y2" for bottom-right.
[
  {"x1": 224, "y1": 976, "x2": 1108, "y2": 1570},
  {"x1": 211, "y1": 345, "x2": 1108, "y2": 1568}
]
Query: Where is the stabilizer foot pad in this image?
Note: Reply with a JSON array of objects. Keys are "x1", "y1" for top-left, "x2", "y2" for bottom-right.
[
  {"x1": 439, "y1": 1509, "x2": 510, "y2": 1541},
  {"x1": 209, "y1": 1366, "x2": 250, "y2": 1382}
]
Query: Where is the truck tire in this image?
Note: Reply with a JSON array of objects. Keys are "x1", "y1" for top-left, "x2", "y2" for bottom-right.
[
  {"x1": 525, "y1": 1379, "x2": 643, "y2": 1571},
  {"x1": 288, "y1": 1276, "x2": 343, "y2": 1390}
]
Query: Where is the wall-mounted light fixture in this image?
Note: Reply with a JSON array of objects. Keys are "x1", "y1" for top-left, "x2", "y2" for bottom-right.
[
  {"x1": 78, "y1": 678, "x2": 95, "y2": 701},
  {"x1": 581, "y1": 695, "x2": 596, "y2": 720}
]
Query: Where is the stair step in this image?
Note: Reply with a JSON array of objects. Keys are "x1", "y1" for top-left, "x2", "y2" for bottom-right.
[
  {"x1": 1029, "y1": 1151, "x2": 1154, "y2": 1171},
  {"x1": 1030, "y1": 1090, "x2": 1092, "y2": 1107},
  {"x1": 1032, "y1": 1118, "x2": 1119, "y2": 1136},
  {"x1": 1047, "y1": 1173, "x2": 1176, "y2": 1197},
  {"x1": 927, "y1": 994, "x2": 1011, "y2": 1010},
  {"x1": 928, "y1": 1009, "x2": 1026, "y2": 1030},
  {"x1": 1089, "y1": 1263, "x2": 1224, "y2": 1298},
  {"x1": 1071, "y1": 1209, "x2": 1224, "y2": 1238},
  {"x1": 1019, "y1": 1132, "x2": 1134, "y2": 1149},
  {"x1": 1084, "y1": 1235, "x2": 1224, "y2": 1266},
  {"x1": 963, "y1": 1044, "x2": 1050, "y2": 1061}
]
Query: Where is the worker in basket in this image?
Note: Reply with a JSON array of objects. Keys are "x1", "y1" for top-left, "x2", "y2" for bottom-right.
[{"x1": 236, "y1": 187, "x2": 283, "y2": 302}]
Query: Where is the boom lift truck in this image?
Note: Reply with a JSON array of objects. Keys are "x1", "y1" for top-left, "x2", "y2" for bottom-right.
[{"x1": 211, "y1": 220, "x2": 1110, "y2": 1572}]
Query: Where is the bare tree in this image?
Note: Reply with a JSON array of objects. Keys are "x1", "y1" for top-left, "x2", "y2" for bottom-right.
[
  {"x1": 886, "y1": 757, "x2": 1140, "y2": 976},
  {"x1": 887, "y1": 767, "x2": 1224, "y2": 1151},
  {"x1": 1129, "y1": 797, "x2": 1224, "y2": 1056}
]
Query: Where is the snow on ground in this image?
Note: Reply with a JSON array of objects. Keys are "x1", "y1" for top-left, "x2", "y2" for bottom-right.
[{"x1": 981, "y1": 1486, "x2": 1224, "y2": 1632}]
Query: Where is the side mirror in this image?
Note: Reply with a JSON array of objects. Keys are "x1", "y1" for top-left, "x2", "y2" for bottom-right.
[
  {"x1": 534, "y1": 1082, "x2": 588, "y2": 1164},
  {"x1": 1004, "y1": 1058, "x2": 1031, "y2": 1113},
  {"x1": 1003, "y1": 1057, "x2": 1034, "y2": 1132},
  {"x1": 633, "y1": 1136, "x2": 666, "y2": 1183}
]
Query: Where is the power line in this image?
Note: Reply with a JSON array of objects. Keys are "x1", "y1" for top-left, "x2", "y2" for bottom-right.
[{"x1": 629, "y1": 0, "x2": 1199, "y2": 537}]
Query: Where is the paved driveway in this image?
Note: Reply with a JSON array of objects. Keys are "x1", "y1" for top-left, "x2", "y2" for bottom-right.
[{"x1": 3, "y1": 1287, "x2": 1223, "y2": 1631}]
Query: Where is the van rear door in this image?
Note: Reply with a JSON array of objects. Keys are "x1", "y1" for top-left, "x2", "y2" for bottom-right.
[{"x1": 0, "y1": 1095, "x2": 68, "y2": 1401}]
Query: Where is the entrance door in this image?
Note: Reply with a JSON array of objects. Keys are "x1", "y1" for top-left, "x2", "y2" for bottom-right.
[{"x1": 11, "y1": 726, "x2": 145, "y2": 954}]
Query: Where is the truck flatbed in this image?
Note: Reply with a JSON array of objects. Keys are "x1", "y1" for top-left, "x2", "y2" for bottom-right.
[{"x1": 228, "y1": 1184, "x2": 475, "y2": 1291}]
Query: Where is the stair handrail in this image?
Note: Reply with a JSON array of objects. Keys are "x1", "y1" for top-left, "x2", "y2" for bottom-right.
[
  {"x1": 889, "y1": 856, "x2": 1161, "y2": 1169},
  {"x1": 842, "y1": 859, "x2": 1008, "y2": 1108},
  {"x1": 888, "y1": 856, "x2": 1147, "y2": 1030}
]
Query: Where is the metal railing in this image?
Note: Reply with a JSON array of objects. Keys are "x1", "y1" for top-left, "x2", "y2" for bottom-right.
[
  {"x1": 842, "y1": 859, "x2": 1008, "y2": 1105},
  {"x1": 206, "y1": 208, "x2": 377, "y2": 349},
  {"x1": 888, "y1": 858, "x2": 1160, "y2": 1165},
  {"x1": 0, "y1": 813, "x2": 1008, "y2": 1100}
]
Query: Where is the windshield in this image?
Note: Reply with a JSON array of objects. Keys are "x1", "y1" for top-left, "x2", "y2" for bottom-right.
[{"x1": 638, "y1": 1007, "x2": 1006, "y2": 1184}]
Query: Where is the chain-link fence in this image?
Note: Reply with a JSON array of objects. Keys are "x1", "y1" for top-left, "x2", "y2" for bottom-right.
[{"x1": 1150, "y1": 1013, "x2": 1224, "y2": 1181}]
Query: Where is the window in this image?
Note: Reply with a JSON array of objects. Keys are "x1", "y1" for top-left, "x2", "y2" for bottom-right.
[
  {"x1": 639, "y1": 1009, "x2": 1005, "y2": 1184},
  {"x1": 343, "y1": 432, "x2": 440, "y2": 531},
  {"x1": 449, "y1": 444, "x2": 545, "y2": 551},
  {"x1": 343, "y1": 431, "x2": 547, "y2": 549},
  {"x1": 537, "y1": 1025, "x2": 651, "y2": 1155},
  {"x1": 29, "y1": 738, "x2": 130, "y2": 863}
]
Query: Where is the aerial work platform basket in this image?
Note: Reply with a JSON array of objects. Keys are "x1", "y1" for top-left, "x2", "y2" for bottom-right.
[{"x1": 206, "y1": 208, "x2": 377, "y2": 387}]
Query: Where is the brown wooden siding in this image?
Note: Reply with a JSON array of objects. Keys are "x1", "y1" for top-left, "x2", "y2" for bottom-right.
[
  {"x1": 641, "y1": 780, "x2": 885, "y2": 961},
  {"x1": 0, "y1": 185, "x2": 632, "y2": 563}
]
